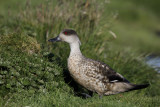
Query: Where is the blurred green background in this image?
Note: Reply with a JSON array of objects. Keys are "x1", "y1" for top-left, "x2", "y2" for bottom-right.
[{"x1": 0, "y1": 0, "x2": 160, "y2": 106}]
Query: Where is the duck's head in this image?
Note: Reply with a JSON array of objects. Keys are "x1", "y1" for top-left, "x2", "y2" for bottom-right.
[{"x1": 48, "y1": 29, "x2": 81, "y2": 45}]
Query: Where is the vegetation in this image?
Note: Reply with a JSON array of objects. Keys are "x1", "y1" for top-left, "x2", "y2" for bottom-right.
[{"x1": 0, "y1": 0, "x2": 160, "y2": 106}]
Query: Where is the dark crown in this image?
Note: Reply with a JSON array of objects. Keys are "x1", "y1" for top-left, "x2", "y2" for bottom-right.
[{"x1": 63, "y1": 29, "x2": 77, "y2": 35}]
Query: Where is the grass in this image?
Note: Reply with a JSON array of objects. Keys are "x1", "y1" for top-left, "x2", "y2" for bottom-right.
[
  {"x1": 0, "y1": 0, "x2": 160, "y2": 106},
  {"x1": 1, "y1": 90, "x2": 160, "y2": 107}
]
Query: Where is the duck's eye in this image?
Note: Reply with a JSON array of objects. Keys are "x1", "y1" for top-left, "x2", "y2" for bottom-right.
[{"x1": 64, "y1": 31, "x2": 68, "y2": 35}]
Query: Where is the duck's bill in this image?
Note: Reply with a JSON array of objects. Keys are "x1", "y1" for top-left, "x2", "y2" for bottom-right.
[{"x1": 48, "y1": 36, "x2": 61, "y2": 42}]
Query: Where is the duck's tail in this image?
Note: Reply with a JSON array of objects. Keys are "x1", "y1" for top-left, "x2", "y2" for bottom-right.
[
  {"x1": 104, "y1": 82, "x2": 149, "y2": 95},
  {"x1": 127, "y1": 83, "x2": 149, "y2": 91}
]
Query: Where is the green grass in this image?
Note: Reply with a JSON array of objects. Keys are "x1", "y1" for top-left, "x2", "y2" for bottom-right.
[
  {"x1": 0, "y1": 0, "x2": 160, "y2": 106},
  {"x1": 1, "y1": 90, "x2": 160, "y2": 107}
]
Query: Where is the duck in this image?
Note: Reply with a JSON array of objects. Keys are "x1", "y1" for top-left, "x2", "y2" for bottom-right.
[{"x1": 48, "y1": 29, "x2": 149, "y2": 96}]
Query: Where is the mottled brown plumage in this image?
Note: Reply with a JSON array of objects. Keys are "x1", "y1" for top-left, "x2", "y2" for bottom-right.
[{"x1": 49, "y1": 29, "x2": 149, "y2": 96}]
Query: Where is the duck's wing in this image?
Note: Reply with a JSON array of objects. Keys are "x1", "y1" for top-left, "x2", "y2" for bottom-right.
[{"x1": 86, "y1": 59, "x2": 130, "y2": 83}]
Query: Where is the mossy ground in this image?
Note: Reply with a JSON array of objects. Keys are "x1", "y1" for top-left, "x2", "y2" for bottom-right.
[{"x1": 0, "y1": 0, "x2": 160, "y2": 106}]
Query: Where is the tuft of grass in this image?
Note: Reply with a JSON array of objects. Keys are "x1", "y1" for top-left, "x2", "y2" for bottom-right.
[{"x1": 0, "y1": 33, "x2": 40, "y2": 54}]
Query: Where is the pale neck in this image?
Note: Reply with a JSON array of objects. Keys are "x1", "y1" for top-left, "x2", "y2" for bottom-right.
[{"x1": 69, "y1": 42, "x2": 82, "y2": 57}]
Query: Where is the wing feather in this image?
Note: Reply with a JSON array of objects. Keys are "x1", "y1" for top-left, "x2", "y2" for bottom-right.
[{"x1": 86, "y1": 58, "x2": 130, "y2": 83}]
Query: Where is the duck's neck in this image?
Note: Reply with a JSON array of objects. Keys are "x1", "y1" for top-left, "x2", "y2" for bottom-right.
[{"x1": 69, "y1": 42, "x2": 82, "y2": 57}]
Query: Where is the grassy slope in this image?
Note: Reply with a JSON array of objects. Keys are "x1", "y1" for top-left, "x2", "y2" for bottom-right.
[{"x1": 0, "y1": 0, "x2": 160, "y2": 107}]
